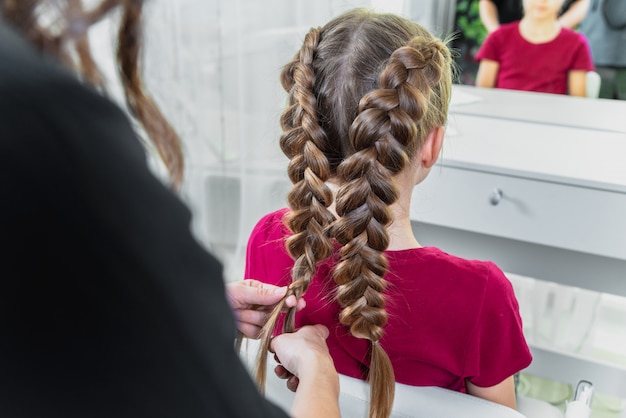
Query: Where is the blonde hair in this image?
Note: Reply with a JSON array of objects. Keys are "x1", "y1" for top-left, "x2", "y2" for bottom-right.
[{"x1": 255, "y1": 8, "x2": 452, "y2": 418}]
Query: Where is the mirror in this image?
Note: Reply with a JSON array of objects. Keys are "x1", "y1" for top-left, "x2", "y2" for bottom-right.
[{"x1": 452, "y1": 0, "x2": 625, "y2": 101}]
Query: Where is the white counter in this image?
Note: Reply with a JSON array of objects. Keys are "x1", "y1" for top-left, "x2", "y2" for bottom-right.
[
  {"x1": 451, "y1": 85, "x2": 626, "y2": 134},
  {"x1": 443, "y1": 113, "x2": 626, "y2": 192}
]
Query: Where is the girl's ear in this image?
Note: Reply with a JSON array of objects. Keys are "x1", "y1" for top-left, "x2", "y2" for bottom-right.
[{"x1": 418, "y1": 126, "x2": 445, "y2": 169}]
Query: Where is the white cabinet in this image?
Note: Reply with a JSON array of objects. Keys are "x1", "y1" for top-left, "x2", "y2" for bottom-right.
[
  {"x1": 410, "y1": 86, "x2": 626, "y2": 399},
  {"x1": 412, "y1": 165, "x2": 626, "y2": 262}
]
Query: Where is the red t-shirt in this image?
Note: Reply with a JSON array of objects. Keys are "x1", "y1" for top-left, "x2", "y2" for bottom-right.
[
  {"x1": 245, "y1": 209, "x2": 532, "y2": 392},
  {"x1": 475, "y1": 22, "x2": 594, "y2": 95}
]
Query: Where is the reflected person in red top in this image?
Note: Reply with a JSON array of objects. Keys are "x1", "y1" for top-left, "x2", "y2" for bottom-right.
[{"x1": 476, "y1": 0, "x2": 594, "y2": 96}]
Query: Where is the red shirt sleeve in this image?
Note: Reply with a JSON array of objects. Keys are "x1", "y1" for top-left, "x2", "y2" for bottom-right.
[
  {"x1": 475, "y1": 29, "x2": 503, "y2": 63},
  {"x1": 570, "y1": 32, "x2": 595, "y2": 71},
  {"x1": 463, "y1": 263, "x2": 533, "y2": 387},
  {"x1": 244, "y1": 208, "x2": 292, "y2": 286}
]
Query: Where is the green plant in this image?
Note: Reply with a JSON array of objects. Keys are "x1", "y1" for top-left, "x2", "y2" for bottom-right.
[{"x1": 456, "y1": 0, "x2": 488, "y2": 46}]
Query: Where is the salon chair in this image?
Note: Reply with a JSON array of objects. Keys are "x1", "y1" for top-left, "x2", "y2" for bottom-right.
[{"x1": 239, "y1": 338, "x2": 590, "y2": 418}]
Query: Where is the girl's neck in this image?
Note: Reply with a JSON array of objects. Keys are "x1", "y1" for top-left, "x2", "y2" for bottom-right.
[
  {"x1": 385, "y1": 205, "x2": 421, "y2": 251},
  {"x1": 519, "y1": 17, "x2": 561, "y2": 43}
]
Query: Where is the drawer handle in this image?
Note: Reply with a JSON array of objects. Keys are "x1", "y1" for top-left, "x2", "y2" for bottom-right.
[{"x1": 489, "y1": 188, "x2": 504, "y2": 206}]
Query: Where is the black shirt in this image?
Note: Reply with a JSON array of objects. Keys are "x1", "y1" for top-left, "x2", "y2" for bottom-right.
[{"x1": 0, "y1": 21, "x2": 287, "y2": 418}]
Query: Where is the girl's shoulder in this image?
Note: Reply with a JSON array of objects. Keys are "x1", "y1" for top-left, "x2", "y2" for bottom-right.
[
  {"x1": 492, "y1": 21, "x2": 522, "y2": 37},
  {"x1": 386, "y1": 246, "x2": 507, "y2": 283},
  {"x1": 557, "y1": 26, "x2": 589, "y2": 45},
  {"x1": 483, "y1": 21, "x2": 523, "y2": 48},
  {"x1": 249, "y1": 208, "x2": 291, "y2": 242}
]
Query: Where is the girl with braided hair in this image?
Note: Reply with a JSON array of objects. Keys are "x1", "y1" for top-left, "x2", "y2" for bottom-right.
[{"x1": 246, "y1": 8, "x2": 531, "y2": 418}]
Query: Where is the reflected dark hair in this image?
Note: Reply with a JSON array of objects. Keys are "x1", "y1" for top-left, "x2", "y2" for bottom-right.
[
  {"x1": 1, "y1": 0, "x2": 184, "y2": 189},
  {"x1": 255, "y1": 8, "x2": 453, "y2": 418}
]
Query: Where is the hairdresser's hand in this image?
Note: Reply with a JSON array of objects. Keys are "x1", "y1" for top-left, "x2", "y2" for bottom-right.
[
  {"x1": 227, "y1": 279, "x2": 306, "y2": 338},
  {"x1": 270, "y1": 325, "x2": 335, "y2": 393}
]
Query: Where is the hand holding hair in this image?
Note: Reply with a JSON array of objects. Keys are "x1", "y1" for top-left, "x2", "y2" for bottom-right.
[
  {"x1": 227, "y1": 279, "x2": 306, "y2": 338},
  {"x1": 270, "y1": 325, "x2": 337, "y2": 394}
]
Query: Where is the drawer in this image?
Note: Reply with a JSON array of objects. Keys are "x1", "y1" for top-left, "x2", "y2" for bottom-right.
[{"x1": 410, "y1": 166, "x2": 626, "y2": 261}]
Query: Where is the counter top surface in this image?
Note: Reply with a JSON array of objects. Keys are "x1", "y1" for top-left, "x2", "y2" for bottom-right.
[
  {"x1": 451, "y1": 85, "x2": 626, "y2": 134},
  {"x1": 445, "y1": 86, "x2": 626, "y2": 192}
]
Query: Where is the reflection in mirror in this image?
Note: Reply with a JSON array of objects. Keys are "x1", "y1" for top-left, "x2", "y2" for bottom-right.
[{"x1": 453, "y1": 0, "x2": 626, "y2": 101}]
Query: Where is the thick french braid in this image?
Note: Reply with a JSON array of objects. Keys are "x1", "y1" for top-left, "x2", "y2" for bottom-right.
[
  {"x1": 253, "y1": 27, "x2": 337, "y2": 392},
  {"x1": 331, "y1": 34, "x2": 451, "y2": 418}
]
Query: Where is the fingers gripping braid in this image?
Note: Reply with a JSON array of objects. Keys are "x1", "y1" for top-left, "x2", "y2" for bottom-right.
[{"x1": 253, "y1": 281, "x2": 302, "y2": 393}]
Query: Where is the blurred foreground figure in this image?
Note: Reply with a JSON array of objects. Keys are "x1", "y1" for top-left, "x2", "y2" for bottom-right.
[{"x1": 0, "y1": 1, "x2": 339, "y2": 417}]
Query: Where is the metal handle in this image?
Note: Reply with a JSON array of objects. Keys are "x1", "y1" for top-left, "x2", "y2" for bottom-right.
[{"x1": 489, "y1": 188, "x2": 503, "y2": 206}]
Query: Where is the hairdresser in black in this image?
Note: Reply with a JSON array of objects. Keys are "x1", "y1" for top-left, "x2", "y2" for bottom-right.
[{"x1": 0, "y1": 2, "x2": 339, "y2": 417}]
